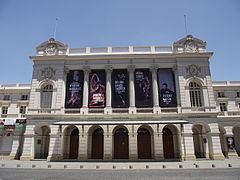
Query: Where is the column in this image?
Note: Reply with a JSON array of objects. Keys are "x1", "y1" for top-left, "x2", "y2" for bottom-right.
[
  {"x1": 105, "y1": 65, "x2": 113, "y2": 114},
  {"x1": 173, "y1": 64, "x2": 182, "y2": 113},
  {"x1": 81, "y1": 66, "x2": 90, "y2": 114},
  {"x1": 181, "y1": 124, "x2": 196, "y2": 160},
  {"x1": 150, "y1": 65, "x2": 161, "y2": 114},
  {"x1": 78, "y1": 125, "x2": 88, "y2": 160},
  {"x1": 20, "y1": 125, "x2": 35, "y2": 160},
  {"x1": 9, "y1": 132, "x2": 24, "y2": 160},
  {"x1": 128, "y1": 65, "x2": 136, "y2": 114},
  {"x1": 153, "y1": 124, "x2": 164, "y2": 160},
  {"x1": 103, "y1": 125, "x2": 112, "y2": 160},
  {"x1": 128, "y1": 125, "x2": 138, "y2": 160},
  {"x1": 208, "y1": 123, "x2": 225, "y2": 160},
  {"x1": 47, "y1": 125, "x2": 62, "y2": 161}
]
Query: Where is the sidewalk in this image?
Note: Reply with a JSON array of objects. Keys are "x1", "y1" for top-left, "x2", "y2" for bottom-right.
[{"x1": 0, "y1": 159, "x2": 240, "y2": 170}]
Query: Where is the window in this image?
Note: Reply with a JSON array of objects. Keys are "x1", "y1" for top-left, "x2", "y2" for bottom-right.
[
  {"x1": 3, "y1": 95, "x2": 10, "y2": 100},
  {"x1": 19, "y1": 106, "x2": 27, "y2": 114},
  {"x1": 219, "y1": 103, "x2": 227, "y2": 112},
  {"x1": 41, "y1": 84, "x2": 53, "y2": 108},
  {"x1": 21, "y1": 95, "x2": 28, "y2": 100},
  {"x1": 217, "y1": 92, "x2": 225, "y2": 98},
  {"x1": 189, "y1": 81, "x2": 202, "y2": 107},
  {"x1": 237, "y1": 92, "x2": 240, "y2": 98},
  {"x1": 2, "y1": 106, "x2": 8, "y2": 114}
]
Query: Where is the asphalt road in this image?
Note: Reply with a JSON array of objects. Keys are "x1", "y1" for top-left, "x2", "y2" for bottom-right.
[{"x1": 0, "y1": 168, "x2": 240, "y2": 180}]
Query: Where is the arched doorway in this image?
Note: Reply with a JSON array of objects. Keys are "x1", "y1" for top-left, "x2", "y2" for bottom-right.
[
  {"x1": 162, "y1": 127, "x2": 174, "y2": 159},
  {"x1": 91, "y1": 128, "x2": 104, "y2": 159},
  {"x1": 137, "y1": 128, "x2": 152, "y2": 159},
  {"x1": 69, "y1": 128, "x2": 79, "y2": 159},
  {"x1": 114, "y1": 127, "x2": 129, "y2": 159},
  {"x1": 233, "y1": 126, "x2": 240, "y2": 156},
  {"x1": 34, "y1": 126, "x2": 50, "y2": 159},
  {"x1": 192, "y1": 124, "x2": 208, "y2": 158}
]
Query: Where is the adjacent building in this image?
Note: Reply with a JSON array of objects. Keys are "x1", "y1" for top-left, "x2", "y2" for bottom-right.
[{"x1": 0, "y1": 35, "x2": 239, "y2": 161}]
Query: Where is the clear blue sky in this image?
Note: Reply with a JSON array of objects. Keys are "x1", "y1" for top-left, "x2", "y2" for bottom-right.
[{"x1": 0, "y1": 0, "x2": 239, "y2": 84}]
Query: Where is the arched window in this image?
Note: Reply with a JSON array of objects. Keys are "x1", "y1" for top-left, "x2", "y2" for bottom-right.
[
  {"x1": 189, "y1": 81, "x2": 202, "y2": 107},
  {"x1": 41, "y1": 84, "x2": 53, "y2": 108}
]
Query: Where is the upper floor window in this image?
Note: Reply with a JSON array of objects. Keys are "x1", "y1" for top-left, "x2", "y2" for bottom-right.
[
  {"x1": 217, "y1": 92, "x2": 225, "y2": 98},
  {"x1": 19, "y1": 106, "x2": 27, "y2": 114},
  {"x1": 219, "y1": 103, "x2": 227, "y2": 112},
  {"x1": 2, "y1": 106, "x2": 8, "y2": 114},
  {"x1": 21, "y1": 95, "x2": 28, "y2": 100},
  {"x1": 189, "y1": 81, "x2": 203, "y2": 107},
  {"x1": 41, "y1": 84, "x2": 53, "y2": 109},
  {"x1": 3, "y1": 95, "x2": 10, "y2": 101}
]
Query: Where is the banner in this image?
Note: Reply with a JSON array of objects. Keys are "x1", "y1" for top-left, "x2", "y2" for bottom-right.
[
  {"x1": 158, "y1": 69, "x2": 177, "y2": 107},
  {"x1": 112, "y1": 69, "x2": 129, "y2": 108},
  {"x1": 134, "y1": 69, "x2": 153, "y2": 108},
  {"x1": 65, "y1": 70, "x2": 84, "y2": 108},
  {"x1": 89, "y1": 70, "x2": 106, "y2": 108},
  {"x1": 226, "y1": 137, "x2": 235, "y2": 151}
]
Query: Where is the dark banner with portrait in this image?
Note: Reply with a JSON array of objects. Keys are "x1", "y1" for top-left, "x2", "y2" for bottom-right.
[
  {"x1": 89, "y1": 70, "x2": 106, "y2": 108},
  {"x1": 158, "y1": 69, "x2": 177, "y2": 107},
  {"x1": 65, "y1": 70, "x2": 84, "y2": 108},
  {"x1": 112, "y1": 69, "x2": 129, "y2": 108},
  {"x1": 134, "y1": 69, "x2": 153, "y2": 108}
]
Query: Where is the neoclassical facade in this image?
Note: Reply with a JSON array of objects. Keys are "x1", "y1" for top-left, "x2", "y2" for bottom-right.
[{"x1": 0, "y1": 35, "x2": 239, "y2": 161}]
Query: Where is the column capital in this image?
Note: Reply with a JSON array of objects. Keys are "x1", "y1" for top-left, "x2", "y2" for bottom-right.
[
  {"x1": 172, "y1": 64, "x2": 177, "y2": 72},
  {"x1": 82, "y1": 65, "x2": 90, "y2": 72},
  {"x1": 64, "y1": 66, "x2": 70, "y2": 74},
  {"x1": 149, "y1": 64, "x2": 159, "y2": 71},
  {"x1": 127, "y1": 65, "x2": 135, "y2": 72},
  {"x1": 105, "y1": 65, "x2": 113, "y2": 72}
]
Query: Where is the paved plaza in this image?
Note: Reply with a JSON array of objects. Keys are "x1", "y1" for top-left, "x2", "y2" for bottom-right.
[{"x1": 0, "y1": 168, "x2": 240, "y2": 180}]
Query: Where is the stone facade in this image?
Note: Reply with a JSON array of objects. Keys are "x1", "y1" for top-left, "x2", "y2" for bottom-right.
[{"x1": 0, "y1": 35, "x2": 239, "y2": 161}]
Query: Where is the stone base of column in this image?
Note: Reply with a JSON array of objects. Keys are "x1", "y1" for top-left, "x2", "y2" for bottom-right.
[
  {"x1": 78, "y1": 154, "x2": 87, "y2": 161},
  {"x1": 211, "y1": 153, "x2": 225, "y2": 160},
  {"x1": 129, "y1": 154, "x2": 138, "y2": 160},
  {"x1": 154, "y1": 154, "x2": 164, "y2": 161},
  {"x1": 0, "y1": 155, "x2": 12, "y2": 160},
  {"x1": 9, "y1": 153, "x2": 18, "y2": 160},
  {"x1": 20, "y1": 155, "x2": 33, "y2": 161},
  {"x1": 153, "y1": 106, "x2": 161, "y2": 114},
  {"x1": 227, "y1": 151, "x2": 238, "y2": 159},
  {"x1": 47, "y1": 154, "x2": 62, "y2": 161},
  {"x1": 129, "y1": 107, "x2": 136, "y2": 114},
  {"x1": 182, "y1": 154, "x2": 196, "y2": 161},
  {"x1": 81, "y1": 107, "x2": 88, "y2": 115},
  {"x1": 104, "y1": 154, "x2": 112, "y2": 160},
  {"x1": 104, "y1": 107, "x2": 112, "y2": 114}
]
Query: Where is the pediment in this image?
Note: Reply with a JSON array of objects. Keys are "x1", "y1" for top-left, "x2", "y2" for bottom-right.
[
  {"x1": 36, "y1": 38, "x2": 68, "y2": 56},
  {"x1": 173, "y1": 35, "x2": 206, "y2": 53}
]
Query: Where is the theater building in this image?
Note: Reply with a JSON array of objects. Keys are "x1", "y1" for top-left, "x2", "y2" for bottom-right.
[{"x1": 0, "y1": 35, "x2": 239, "y2": 161}]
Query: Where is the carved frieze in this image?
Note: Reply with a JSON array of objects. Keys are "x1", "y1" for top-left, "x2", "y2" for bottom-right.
[
  {"x1": 186, "y1": 64, "x2": 202, "y2": 78},
  {"x1": 41, "y1": 67, "x2": 55, "y2": 80}
]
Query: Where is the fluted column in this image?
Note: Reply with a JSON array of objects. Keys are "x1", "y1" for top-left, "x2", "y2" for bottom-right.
[
  {"x1": 150, "y1": 65, "x2": 161, "y2": 114},
  {"x1": 128, "y1": 65, "x2": 136, "y2": 114},
  {"x1": 173, "y1": 64, "x2": 182, "y2": 113},
  {"x1": 81, "y1": 66, "x2": 90, "y2": 114},
  {"x1": 105, "y1": 65, "x2": 113, "y2": 114}
]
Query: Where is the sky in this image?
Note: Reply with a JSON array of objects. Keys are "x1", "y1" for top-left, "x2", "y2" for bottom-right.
[{"x1": 0, "y1": 0, "x2": 239, "y2": 84}]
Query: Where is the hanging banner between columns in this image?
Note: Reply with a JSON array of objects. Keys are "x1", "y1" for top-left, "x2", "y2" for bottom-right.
[
  {"x1": 158, "y1": 69, "x2": 177, "y2": 107},
  {"x1": 112, "y1": 69, "x2": 129, "y2": 108},
  {"x1": 65, "y1": 70, "x2": 84, "y2": 108},
  {"x1": 89, "y1": 70, "x2": 106, "y2": 108},
  {"x1": 134, "y1": 69, "x2": 153, "y2": 108}
]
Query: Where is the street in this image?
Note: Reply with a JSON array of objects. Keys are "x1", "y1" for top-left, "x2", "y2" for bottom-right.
[{"x1": 0, "y1": 168, "x2": 239, "y2": 180}]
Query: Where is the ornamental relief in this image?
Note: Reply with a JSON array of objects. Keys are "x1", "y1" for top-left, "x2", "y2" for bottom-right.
[
  {"x1": 41, "y1": 67, "x2": 56, "y2": 80},
  {"x1": 185, "y1": 64, "x2": 203, "y2": 78},
  {"x1": 45, "y1": 43, "x2": 57, "y2": 55}
]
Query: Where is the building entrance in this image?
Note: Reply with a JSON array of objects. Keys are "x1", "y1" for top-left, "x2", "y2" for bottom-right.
[
  {"x1": 69, "y1": 128, "x2": 79, "y2": 159},
  {"x1": 114, "y1": 127, "x2": 129, "y2": 159},
  {"x1": 91, "y1": 128, "x2": 104, "y2": 159},
  {"x1": 137, "y1": 128, "x2": 152, "y2": 159}
]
